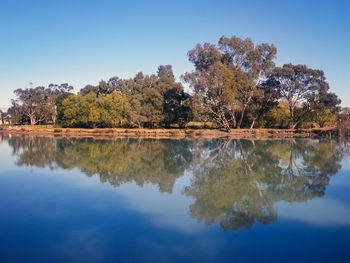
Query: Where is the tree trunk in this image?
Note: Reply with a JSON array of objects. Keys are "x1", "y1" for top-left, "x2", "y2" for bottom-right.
[
  {"x1": 231, "y1": 110, "x2": 237, "y2": 128},
  {"x1": 52, "y1": 114, "x2": 56, "y2": 124},
  {"x1": 220, "y1": 111, "x2": 231, "y2": 132},
  {"x1": 237, "y1": 105, "x2": 247, "y2": 129},
  {"x1": 249, "y1": 118, "x2": 256, "y2": 129},
  {"x1": 30, "y1": 116, "x2": 36, "y2": 125},
  {"x1": 289, "y1": 106, "x2": 294, "y2": 129}
]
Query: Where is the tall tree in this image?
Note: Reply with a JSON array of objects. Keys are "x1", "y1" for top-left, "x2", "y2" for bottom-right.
[
  {"x1": 47, "y1": 83, "x2": 73, "y2": 123},
  {"x1": 98, "y1": 92, "x2": 131, "y2": 127},
  {"x1": 306, "y1": 90, "x2": 341, "y2": 127},
  {"x1": 13, "y1": 87, "x2": 51, "y2": 125},
  {"x1": 185, "y1": 36, "x2": 277, "y2": 129},
  {"x1": 245, "y1": 82, "x2": 280, "y2": 129},
  {"x1": 184, "y1": 62, "x2": 247, "y2": 131},
  {"x1": 12, "y1": 84, "x2": 73, "y2": 125},
  {"x1": 219, "y1": 36, "x2": 277, "y2": 128},
  {"x1": 268, "y1": 64, "x2": 331, "y2": 128},
  {"x1": 163, "y1": 85, "x2": 192, "y2": 128}
]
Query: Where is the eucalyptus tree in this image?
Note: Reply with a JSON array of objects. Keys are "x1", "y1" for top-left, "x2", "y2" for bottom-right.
[
  {"x1": 306, "y1": 90, "x2": 341, "y2": 127},
  {"x1": 163, "y1": 85, "x2": 192, "y2": 128},
  {"x1": 218, "y1": 36, "x2": 277, "y2": 128},
  {"x1": 60, "y1": 92, "x2": 100, "y2": 128},
  {"x1": 12, "y1": 84, "x2": 73, "y2": 125},
  {"x1": 185, "y1": 35, "x2": 277, "y2": 129},
  {"x1": 46, "y1": 83, "x2": 73, "y2": 124},
  {"x1": 13, "y1": 87, "x2": 49, "y2": 125},
  {"x1": 268, "y1": 64, "x2": 334, "y2": 128},
  {"x1": 156, "y1": 65, "x2": 193, "y2": 127},
  {"x1": 183, "y1": 62, "x2": 246, "y2": 131},
  {"x1": 244, "y1": 82, "x2": 280, "y2": 129}
]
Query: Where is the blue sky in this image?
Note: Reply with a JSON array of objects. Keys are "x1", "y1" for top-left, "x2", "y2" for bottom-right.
[{"x1": 0, "y1": 0, "x2": 349, "y2": 108}]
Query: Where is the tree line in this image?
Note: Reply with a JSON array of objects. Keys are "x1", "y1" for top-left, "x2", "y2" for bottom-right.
[{"x1": 4, "y1": 35, "x2": 343, "y2": 130}]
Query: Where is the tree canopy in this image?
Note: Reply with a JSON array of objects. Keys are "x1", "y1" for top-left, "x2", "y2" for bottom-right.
[{"x1": 5, "y1": 35, "x2": 341, "y2": 129}]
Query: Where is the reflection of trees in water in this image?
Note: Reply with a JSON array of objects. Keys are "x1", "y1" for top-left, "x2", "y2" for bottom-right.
[
  {"x1": 6, "y1": 136, "x2": 193, "y2": 193},
  {"x1": 4, "y1": 135, "x2": 350, "y2": 231},
  {"x1": 7, "y1": 136, "x2": 58, "y2": 169},
  {"x1": 54, "y1": 138, "x2": 193, "y2": 193},
  {"x1": 184, "y1": 138, "x2": 350, "y2": 231}
]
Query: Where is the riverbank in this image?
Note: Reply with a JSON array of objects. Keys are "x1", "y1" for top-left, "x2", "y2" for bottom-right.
[{"x1": 0, "y1": 126, "x2": 344, "y2": 139}]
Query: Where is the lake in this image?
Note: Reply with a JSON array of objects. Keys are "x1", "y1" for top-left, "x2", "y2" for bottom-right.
[{"x1": 0, "y1": 134, "x2": 350, "y2": 263}]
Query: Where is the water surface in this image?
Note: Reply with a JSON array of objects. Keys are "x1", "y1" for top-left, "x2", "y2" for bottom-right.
[{"x1": 0, "y1": 135, "x2": 350, "y2": 262}]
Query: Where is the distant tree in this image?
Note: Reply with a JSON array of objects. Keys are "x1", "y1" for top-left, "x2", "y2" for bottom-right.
[
  {"x1": 12, "y1": 84, "x2": 72, "y2": 125},
  {"x1": 218, "y1": 36, "x2": 277, "y2": 128},
  {"x1": 187, "y1": 43, "x2": 222, "y2": 71},
  {"x1": 267, "y1": 64, "x2": 331, "y2": 128},
  {"x1": 0, "y1": 109, "x2": 5, "y2": 124},
  {"x1": 60, "y1": 92, "x2": 100, "y2": 128},
  {"x1": 47, "y1": 83, "x2": 73, "y2": 124},
  {"x1": 79, "y1": 84, "x2": 99, "y2": 96},
  {"x1": 13, "y1": 87, "x2": 51, "y2": 125},
  {"x1": 341, "y1": 107, "x2": 350, "y2": 121},
  {"x1": 184, "y1": 62, "x2": 246, "y2": 131},
  {"x1": 305, "y1": 91, "x2": 341, "y2": 127},
  {"x1": 98, "y1": 92, "x2": 131, "y2": 127},
  {"x1": 7, "y1": 100, "x2": 27, "y2": 125},
  {"x1": 163, "y1": 85, "x2": 192, "y2": 128},
  {"x1": 245, "y1": 82, "x2": 280, "y2": 129},
  {"x1": 185, "y1": 35, "x2": 277, "y2": 129},
  {"x1": 157, "y1": 65, "x2": 175, "y2": 82}
]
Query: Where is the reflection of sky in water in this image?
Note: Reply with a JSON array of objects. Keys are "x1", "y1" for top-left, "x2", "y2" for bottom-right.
[{"x1": 0, "y1": 137, "x2": 349, "y2": 262}]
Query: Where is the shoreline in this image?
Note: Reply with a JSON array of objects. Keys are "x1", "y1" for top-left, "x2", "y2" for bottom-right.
[{"x1": 0, "y1": 126, "x2": 344, "y2": 139}]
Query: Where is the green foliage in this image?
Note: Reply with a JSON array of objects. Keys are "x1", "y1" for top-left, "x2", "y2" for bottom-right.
[
  {"x1": 59, "y1": 92, "x2": 131, "y2": 128},
  {"x1": 98, "y1": 92, "x2": 130, "y2": 127},
  {"x1": 184, "y1": 35, "x2": 277, "y2": 130},
  {"x1": 263, "y1": 101, "x2": 292, "y2": 128},
  {"x1": 56, "y1": 65, "x2": 193, "y2": 128},
  {"x1": 267, "y1": 64, "x2": 338, "y2": 128},
  {"x1": 9, "y1": 84, "x2": 73, "y2": 125},
  {"x1": 6, "y1": 36, "x2": 341, "y2": 130}
]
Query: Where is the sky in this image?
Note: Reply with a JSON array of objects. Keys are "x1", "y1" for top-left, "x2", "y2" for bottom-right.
[{"x1": 0, "y1": 0, "x2": 349, "y2": 109}]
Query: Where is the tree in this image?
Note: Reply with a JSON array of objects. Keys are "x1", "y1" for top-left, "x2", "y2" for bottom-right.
[
  {"x1": 185, "y1": 36, "x2": 277, "y2": 129},
  {"x1": 268, "y1": 64, "x2": 331, "y2": 129},
  {"x1": 183, "y1": 62, "x2": 245, "y2": 131},
  {"x1": 218, "y1": 36, "x2": 277, "y2": 128},
  {"x1": 163, "y1": 85, "x2": 193, "y2": 128},
  {"x1": 305, "y1": 91, "x2": 341, "y2": 127},
  {"x1": 98, "y1": 92, "x2": 131, "y2": 127},
  {"x1": 0, "y1": 110, "x2": 7, "y2": 124},
  {"x1": 60, "y1": 92, "x2": 100, "y2": 128},
  {"x1": 79, "y1": 84, "x2": 99, "y2": 96},
  {"x1": 46, "y1": 83, "x2": 73, "y2": 124},
  {"x1": 12, "y1": 84, "x2": 73, "y2": 125},
  {"x1": 13, "y1": 87, "x2": 51, "y2": 125},
  {"x1": 7, "y1": 100, "x2": 27, "y2": 125},
  {"x1": 244, "y1": 82, "x2": 280, "y2": 129}
]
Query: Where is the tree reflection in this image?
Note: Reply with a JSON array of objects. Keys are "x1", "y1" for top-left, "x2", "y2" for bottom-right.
[
  {"x1": 4, "y1": 135, "x2": 349, "y2": 231},
  {"x1": 54, "y1": 138, "x2": 193, "y2": 192},
  {"x1": 6, "y1": 136, "x2": 193, "y2": 193},
  {"x1": 7, "y1": 136, "x2": 58, "y2": 169},
  {"x1": 184, "y1": 138, "x2": 349, "y2": 231}
]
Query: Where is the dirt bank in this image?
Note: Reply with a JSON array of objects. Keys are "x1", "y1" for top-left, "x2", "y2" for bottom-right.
[{"x1": 0, "y1": 126, "x2": 342, "y2": 139}]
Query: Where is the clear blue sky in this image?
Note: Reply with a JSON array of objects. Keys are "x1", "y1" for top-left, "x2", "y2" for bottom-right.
[{"x1": 0, "y1": 0, "x2": 349, "y2": 108}]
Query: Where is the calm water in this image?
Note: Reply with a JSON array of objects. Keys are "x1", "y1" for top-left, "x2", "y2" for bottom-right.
[{"x1": 0, "y1": 135, "x2": 350, "y2": 263}]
